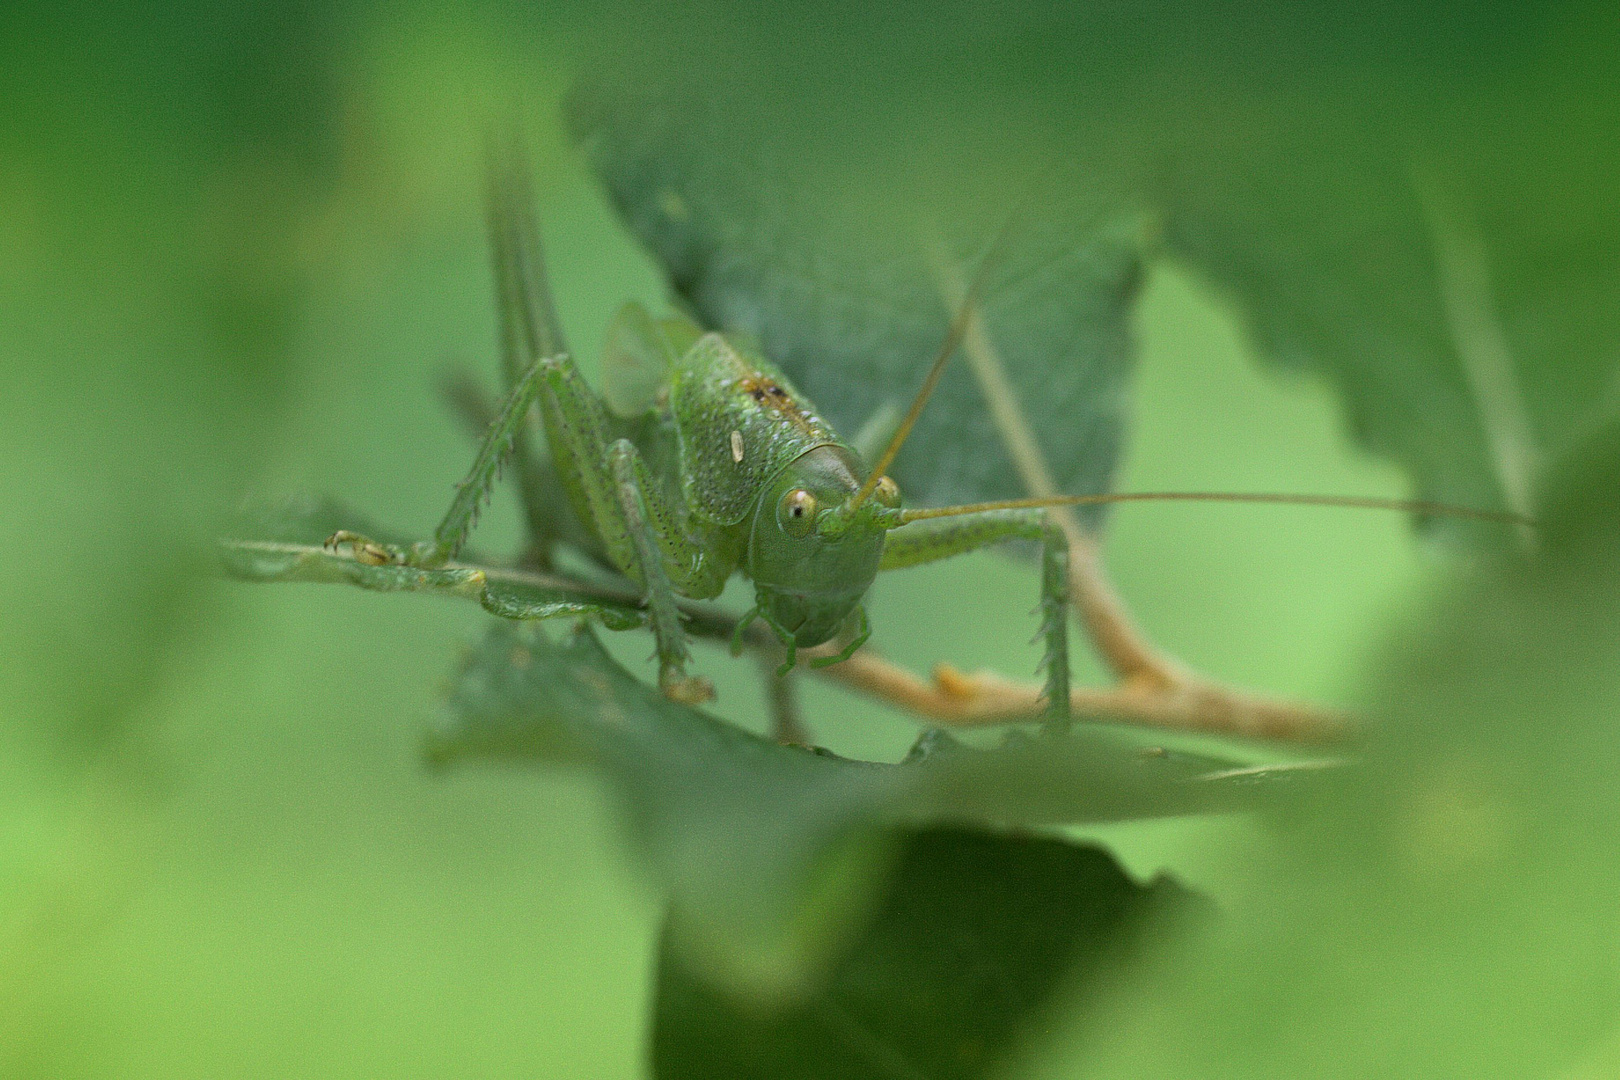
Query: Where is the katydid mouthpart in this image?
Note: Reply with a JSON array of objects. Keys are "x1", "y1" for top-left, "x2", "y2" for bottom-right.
[{"x1": 325, "y1": 148, "x2": 1532, "y2": 715}]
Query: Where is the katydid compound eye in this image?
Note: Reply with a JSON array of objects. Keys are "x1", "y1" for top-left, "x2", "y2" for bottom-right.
[
  {"x1": 777, "y1": 489, "x2": 818, "y2": 537},
  {"x1": 874, "y1": 476, "x2": 900, "y2": 507}
]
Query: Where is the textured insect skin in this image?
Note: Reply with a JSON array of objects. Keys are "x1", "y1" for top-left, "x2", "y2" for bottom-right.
[
  {"x1": 533, "y1": 307, "x2": 906, "y2": 700},
  {"x1": 516, "y1": 298, "x2": 1075, "y2": 711}
]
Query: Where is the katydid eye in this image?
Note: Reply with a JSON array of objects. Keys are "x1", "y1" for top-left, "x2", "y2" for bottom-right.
[
  {"x1": 778, "y1": 489, "x2": 818, "y2": 537},
  {"x1": 874, "y1": 476, "x2": 900, "y2": 507}
]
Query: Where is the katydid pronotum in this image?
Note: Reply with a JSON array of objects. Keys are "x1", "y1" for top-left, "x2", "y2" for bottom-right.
[{"x1": 326, "y1": 148, "x2": 1529, "y2": 741}]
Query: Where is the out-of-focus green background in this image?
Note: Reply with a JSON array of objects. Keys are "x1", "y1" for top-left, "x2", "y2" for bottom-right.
[{"x1": 0, "y1": 4, "x2": 1542, "y2": 1077}]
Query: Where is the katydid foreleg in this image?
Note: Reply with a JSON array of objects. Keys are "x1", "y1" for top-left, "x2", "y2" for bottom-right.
[
  {"x1": 878, "y1": 508, "x2": 1071, "y2": 726},
  {"x1": 1036, "y1": 514, "x2": 1071, "y2": 731},
  {"x1": 325, "y1": 354, "x2": 556, "y2": 568}
]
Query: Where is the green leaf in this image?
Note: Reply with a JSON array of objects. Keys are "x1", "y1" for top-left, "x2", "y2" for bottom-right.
[
  {"x1": 568, "y1": 82, "x2": 1145, "y2": 519},
  {"x1": 429, "y1": 617, "x2": 1326, "y2": 1000},
  {"x1": 652, "y1": 826, "x2": 1207, "y2": 1080}
]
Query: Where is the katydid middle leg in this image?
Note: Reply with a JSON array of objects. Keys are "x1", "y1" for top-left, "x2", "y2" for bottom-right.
[
  {"x1": 604, "y1": 437, "x2": 718, "y2": 703},
  {"x1": 878, "y1": 508, "x2": 1072, "y2": 727},
  {"x1": 534, "y1": 352, "x2": 729, "y2": 703}
]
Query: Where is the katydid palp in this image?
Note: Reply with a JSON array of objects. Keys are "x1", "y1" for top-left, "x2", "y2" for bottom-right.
[{"x1": 326, "y1": 149, "x2": 1531, "y2": 723}]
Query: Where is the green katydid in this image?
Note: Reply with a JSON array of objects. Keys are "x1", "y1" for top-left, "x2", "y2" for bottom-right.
[{"x1": 326, "y1": 148, "x2": 1530, "y2": 720}]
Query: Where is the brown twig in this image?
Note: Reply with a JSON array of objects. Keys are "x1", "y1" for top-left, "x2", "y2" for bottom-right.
[
  {"x1": 928, "y1": 240, "x2": 1355, "y2": 735},
  {"x1": 491, "y1": 562, "x2": 1348, "y2": 740},
  {"x1": 816, "y1": 649, "x2": 1350, "y2": 742},
  {"x1": 931, "y1": 240, "x2": 1188, "y2": 689},
  {"x1": 759, "y1": 659, "x2": 809, "y2": 745}
]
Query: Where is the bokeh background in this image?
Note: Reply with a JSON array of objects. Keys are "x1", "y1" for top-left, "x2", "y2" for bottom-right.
[{"x1": 3, "y1": 3, "x2": 1612, "y2": 1077}]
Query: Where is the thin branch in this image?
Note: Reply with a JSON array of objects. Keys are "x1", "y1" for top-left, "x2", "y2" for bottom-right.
[
  {"x1": 758, "y1": 659, "x2": 809, "y2": 745},
  {"x1": 816, "y1": 650, "x2": 1350, "y2": 742},
  {"x1": 928, "y1": 240, "x2": 1191, "y2": 690},
  {"x1": 926, "y1": 237, "x2": 1365, "y2": 737}
]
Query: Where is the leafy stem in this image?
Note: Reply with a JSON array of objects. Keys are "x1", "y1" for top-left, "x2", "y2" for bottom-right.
[{"x1": 221, "y1": 537, "x2": 1348, "y2": 741}]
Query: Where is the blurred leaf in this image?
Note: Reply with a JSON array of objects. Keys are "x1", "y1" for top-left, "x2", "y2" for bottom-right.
[
  {"x1": 428, "y1": 617, "x2": 1324, "y2": 999},
  {"x1": 652, "y1": 826, "x2": 1206, "y2": 1080},
  {"x1": 1034, "y1": 422, "x2": 1620, "y2": 1079},
  {"x1": 0, "y1": 5, "x2": 343, "y2": 1075},
  {"x1": 0, "y1": 2, "x2": 340, "y2": 754},
  {"x1": 226, "y1": 494, "x2": 418, "y2": 549}
]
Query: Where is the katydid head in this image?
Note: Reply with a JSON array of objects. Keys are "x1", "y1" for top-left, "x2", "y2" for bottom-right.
[{"x1": 746, "y1": 445, "x2": 902, "y2": 647}]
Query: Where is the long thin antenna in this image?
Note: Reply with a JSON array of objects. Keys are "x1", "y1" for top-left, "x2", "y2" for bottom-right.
[
  {"x1": 895, "y1": 491, "x2": 1534, "y2": 527},
  {"x1": 846, "y1": 214, "x2": 1023, "y2": 511}
]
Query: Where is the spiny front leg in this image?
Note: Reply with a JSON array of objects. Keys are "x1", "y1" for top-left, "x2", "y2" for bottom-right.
[
  {"x1": 419, "y1": 355, "x2": 555, "y2": 567},
  {"x1": 605, "y1": 439, "x2": 713, "y2": 705},
  {"x1": 323, "y1": 355, "x2": 557, "y2": 570},
  {"x1": 879, "y1": 507, "x2": 1071, "y2": 728},
  {"x1": 1035, "y1": 513, "x2": 1071, "y2": 731}
]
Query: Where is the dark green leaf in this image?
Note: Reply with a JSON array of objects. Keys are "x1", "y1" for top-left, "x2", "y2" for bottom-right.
[
  {"x1": 1156, "y1": 107, "x2": 1619, "y2": 540},
  {"x1": 429, "y1": 618, "x2": 1325, "y2": 998},
  {"x1": 653, "y1": 827, "x2": 1207, "y2": 1080},
  {"x1": 569, "y1": 81, "x2": 1144, "y2": 520}
]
